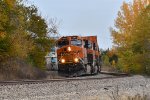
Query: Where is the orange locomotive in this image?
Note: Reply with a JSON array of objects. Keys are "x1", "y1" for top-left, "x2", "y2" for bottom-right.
[{"x1": 56, "y1": 36, "x2": 102, "y2": 76}]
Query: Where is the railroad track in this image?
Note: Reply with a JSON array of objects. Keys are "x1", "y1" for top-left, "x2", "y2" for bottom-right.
[{"x1": 0, "y1": 72, "x2": 129, "y2": 86}]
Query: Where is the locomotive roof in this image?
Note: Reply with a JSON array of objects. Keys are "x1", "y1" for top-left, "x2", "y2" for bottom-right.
[{"x1": 57, "y1": 35, "x2": 98, "y2": 44}]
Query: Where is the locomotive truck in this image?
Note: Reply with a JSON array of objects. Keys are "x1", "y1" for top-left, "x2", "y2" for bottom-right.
[{"x1": 56, "y1": 36, "x2": 102, "y2": 76}]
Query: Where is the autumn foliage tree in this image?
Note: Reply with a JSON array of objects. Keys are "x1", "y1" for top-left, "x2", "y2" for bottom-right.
[
  {"x1": 111, "y1": 0, "x2": 150, "y2": 74},
  {"x1": 0, "y1": 0, "x2": 33, "y2": 61},
  {"x1": 131, "y1": 5, "x2": 150, "y2": 74},
  {"x1": 0, "y1": 0, "x2": 57, "y2": 79}
]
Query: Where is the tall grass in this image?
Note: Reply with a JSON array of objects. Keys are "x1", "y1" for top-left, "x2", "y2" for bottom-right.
[{"x1": 0, "y1": 58, "x2": 46, "y2": 80}]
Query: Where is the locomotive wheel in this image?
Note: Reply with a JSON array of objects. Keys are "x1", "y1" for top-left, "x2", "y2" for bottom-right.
[
  {"x1": 85, "y1": 65, "x2": 91, "y2": 74},
  {"x1": 95, "y1": 65, "x2": 98, "y2": 74},
  {"x1": 90, "y1": 65, "x2": 94, "y2": 74},
  {"x1": 98, "y1": 65, "x2": 102, "y2": 73},
  {"x1": 84, "y1": 64, "x2": 87, "y2": 73}
]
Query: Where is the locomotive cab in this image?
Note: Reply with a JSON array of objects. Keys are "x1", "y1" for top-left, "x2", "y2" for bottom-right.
[{"x1": 57, "y1": 36, "x2": 85, "y2": 74}]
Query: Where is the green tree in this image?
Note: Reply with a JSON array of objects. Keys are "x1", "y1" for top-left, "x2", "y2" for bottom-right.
[{"x1": 26, "y1": 7, "x2": 56, "y2": 69}]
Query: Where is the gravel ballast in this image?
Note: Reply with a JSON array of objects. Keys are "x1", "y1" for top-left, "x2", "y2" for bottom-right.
[{"x1": 0, "y1": 75, "x2": 150, "y2": 100}]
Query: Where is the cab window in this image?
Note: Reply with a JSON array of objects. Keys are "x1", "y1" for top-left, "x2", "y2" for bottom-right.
[
  {"x1": 71, "y1": 39, "x2": 82, "y2": 46},
  {"x1": 57, "y1": 40, "x2": 69, "y2": 47},
  {"x1": 84, "y1": 40, "x2": 92, "y2": 49}
]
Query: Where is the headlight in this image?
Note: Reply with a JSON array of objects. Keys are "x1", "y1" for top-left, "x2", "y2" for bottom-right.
[
  {"x1": 67, "y1": 47, "x2": 71, "y2": 52},
  {"x1": 74, "y1": 58, "x2": 79, "y2": 63},
  {"x1": 61, "y1": 59, "x2": 65, "y2": 63}
]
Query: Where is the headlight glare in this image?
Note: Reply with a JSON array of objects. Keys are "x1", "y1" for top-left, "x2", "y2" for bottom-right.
[
  {"x1": 61, "y1": 59, "x2": 65, "y2": 63},
  {"x1": 74, "y1": 58, "x2": 79, "y2": 63}
]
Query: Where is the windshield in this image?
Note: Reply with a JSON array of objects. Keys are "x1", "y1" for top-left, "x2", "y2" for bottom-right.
[
  {"x1": 57, "y1": 40, "x2": 69, "y2": 47},
  {"x1": 71, "y1": 39, "x2": 82, "y2": 46}
]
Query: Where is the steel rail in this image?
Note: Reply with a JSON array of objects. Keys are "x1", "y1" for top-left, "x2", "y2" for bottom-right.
[
  {"x1": 100, "y1": 71, "x2": 129, "y2": 76},
  {"x1": 0, "y1": 76, "x2": 126, "y2": 86},
  {"x1": 0, "y1": 72, "x2": 130, "y2": 86}
]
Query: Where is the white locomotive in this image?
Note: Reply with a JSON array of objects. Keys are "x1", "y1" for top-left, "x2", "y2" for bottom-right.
[{"x1": 45, "y1": 47, "x2": 58, "y2": 70}]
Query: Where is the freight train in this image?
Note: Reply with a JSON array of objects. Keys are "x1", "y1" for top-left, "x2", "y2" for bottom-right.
[{"x1": 56, "y1": 36, "x2": 102, "y2": 76}]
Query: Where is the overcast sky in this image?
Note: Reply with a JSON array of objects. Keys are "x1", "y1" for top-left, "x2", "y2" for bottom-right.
[{"x1": 27, "y1": 0, "x2": 132, "y2": 49}]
